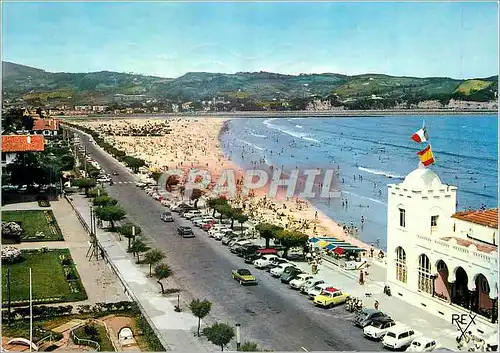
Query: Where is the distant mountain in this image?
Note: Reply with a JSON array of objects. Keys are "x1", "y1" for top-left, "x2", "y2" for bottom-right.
[{"x1": 2, "y1": 61, "x2": 498, "y2": 105}]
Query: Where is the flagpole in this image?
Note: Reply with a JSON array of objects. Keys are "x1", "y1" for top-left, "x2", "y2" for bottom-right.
[{"x1": 29, "y1": 268, "x2": 33, "y2": 352}]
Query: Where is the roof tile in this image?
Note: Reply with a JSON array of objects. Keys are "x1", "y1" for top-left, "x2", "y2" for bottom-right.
[
  {"x1": 2, "y1": 135, "x2": 45, "y2": 152},
  {"x1": 33, "y1": 119, "x2": 60, "y2": 131},
  {"x1": 452, "y1": 208, "x2": 498, "y2": 229}
]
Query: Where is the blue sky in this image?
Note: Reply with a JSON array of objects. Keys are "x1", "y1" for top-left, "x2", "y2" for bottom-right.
[{"x1": 1, "y1": 2, "x2": 498, "y2": 78}]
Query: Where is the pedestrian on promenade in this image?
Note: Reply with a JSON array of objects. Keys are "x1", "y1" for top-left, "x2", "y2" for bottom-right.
[
  {"x1": 374, "y1": 300, "x2": 380, "y2": 310},
  {"x1": 359, "y1": 270, "x2": 364, "y2": 285}
]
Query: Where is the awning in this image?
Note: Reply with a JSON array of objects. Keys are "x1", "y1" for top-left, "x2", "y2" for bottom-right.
[
  {"x1": 309, "y1": 237, "x2": 320, "y2": 243},
  {"x1": 325, "y1": 244, "x2": 336, "y2": 250},
  {"x1": 333, "y1": 247, "x2": 345, "y2": 255}
]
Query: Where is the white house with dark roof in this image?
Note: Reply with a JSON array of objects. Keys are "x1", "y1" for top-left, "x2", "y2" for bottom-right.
[{"x1": 386, "y1": 167, "x2": 498, "y2": 335}]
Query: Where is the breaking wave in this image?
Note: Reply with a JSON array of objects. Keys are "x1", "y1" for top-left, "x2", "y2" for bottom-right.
[
  {"x1": 263, "y1": 118, "x2": 320, "y2": 143},
  {"x1": 358, "y1": 166, "x2": 405, "y2": 179}
]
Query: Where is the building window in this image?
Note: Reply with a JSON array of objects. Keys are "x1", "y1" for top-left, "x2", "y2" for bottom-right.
[
  {"x1": 399, "y1": 208, "x2": 406, "y2": 228},
  {"x1": 477, "y1": 275, "x2": 490, "y2": 294},
  {"x1": 395, "y1": 247, "x2": 407, "y2": 283},
  {"x1": 418, "y1": 254, "x2": 433, "y2": 295},
  {"x1": 431, "y1": 215, "x2": 439, "y2": 233}
]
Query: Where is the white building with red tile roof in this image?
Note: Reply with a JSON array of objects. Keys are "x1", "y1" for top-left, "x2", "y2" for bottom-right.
[
  {"x1": 32, "y1": 118, "x2": 60, "y2": 137},
  {"x1": 386, "y1": 167, "x2": 498, "y2": 334},
  {"x1": 1, "y1": 134, "x2": 46, "y2": 166}
]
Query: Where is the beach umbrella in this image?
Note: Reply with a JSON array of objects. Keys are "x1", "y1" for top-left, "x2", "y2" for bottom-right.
[
  {"x1": 333, "y1": 247, "x2": 345, "y2": 255},
  {"x1": 317, "y1": 240, "x2": 330, "y2": 247},
  {"x1": 309, "y1": 237, "x2": 320, "y2": 243}
]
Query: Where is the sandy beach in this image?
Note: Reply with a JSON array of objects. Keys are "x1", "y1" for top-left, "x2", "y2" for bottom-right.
[{"x1": 73, "y1": 117, "x2": 377, "y2": 253}]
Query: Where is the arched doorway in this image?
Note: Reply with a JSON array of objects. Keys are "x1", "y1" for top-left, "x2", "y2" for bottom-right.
[
  {"x1": 418, "y1": 254, "x2": 433, "y2": 295},
  {"x1": 395, "y1": 247, "x2": 407, "y2": 283},
  {"x1": 435, "y1": 260, "x2": 450, "y2": 301},
  {"x1": 451, "y1": 267, "x2": 469, "y2": 308},
  {"x1": 474, "y1": 274, "x2": 493, "y2": 320}
]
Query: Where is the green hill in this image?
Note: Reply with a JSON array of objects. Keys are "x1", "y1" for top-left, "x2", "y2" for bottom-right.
[{"x1": 2, "y1": 61, "x2": 498, "y2": 105}]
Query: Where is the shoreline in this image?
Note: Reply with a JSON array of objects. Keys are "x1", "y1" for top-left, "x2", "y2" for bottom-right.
[
  {"x1": 60, "y1": 109, "x2": 498, "y2": 120},
  {"x1": 70, "y1": 117, "x2": 387, "y2": 255}
]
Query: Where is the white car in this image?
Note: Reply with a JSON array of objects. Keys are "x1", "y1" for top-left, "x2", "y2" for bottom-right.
[
  {"x1": 191, "y1": 217, "x2": 205, "y2": 225},
  {"x1": 301, "y1": 278, "x2": 326, "y2": 294},
  {"x1": 184, "y1": 211, "x2": 203, "y2": 219},
  {"x1": 97, "y1": 176, "x2": 111, "y2": 183},
  {"x1": 213, "y1": 231, "x2": 228, "y2": 241},
  {"x1": 160, "y1": 199, "x2": 171, "y2": 207},
  {"x1": 363, "y1": 318, "x2": 397, "y2": 340},
  {"x1": 194, "y1": 217, "x2": 214, "y2": 227},
  {"x1": 406, "y1": 337, "x2": 437, "y2": 352},
  {"x1": 254, "y1": 255, "x2": 279, "y2": 269},
  {"x1": 307, "y1": 283, "x2": 332, "y2": 299},
  {"x1": 289, "y1": 274, "x2": 314, "y2": 290},
  {"x1": 270, "y1": 263, "x2": 296, "y2": 277},
  {"x1": 208, "y1": 225, "x2": 230, "y2": 236},
  {"x1": 382, "y1": 325, "x2": 419, "y2": 350}
]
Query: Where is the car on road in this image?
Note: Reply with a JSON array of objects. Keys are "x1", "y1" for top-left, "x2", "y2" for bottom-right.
[
  {"x1": 177, "y1": 226, "x2": 195, "y2": 238},
  {"x1": 363, "y1": 317, "x2": 397, "y2": 340},
  {"x1": 313, "y1": 288, "x2": 350, "y2": 308},
  {"x1": 354, "y1": 308, "x2": 388, "y2": 328},
  {"x1": 160, "y1": 212, "x2": 174, "y2": 222},
  {"x1": 382, "y1": 325, "x2": 419, "y2": 350},
  {"x1": 289, "y1": 274, "x2": 314, "y2": 290},
  {"x1": 97, "y1": 176, "x2": 111, "y2": 183},
  {"x1": 280, "y1": 267, "x2": 303, "y2": 284},
  {"x1": 270, "y1": 263, "x2": 296, "y2": 278},
  {"x1": 231, "y1": 269, "x2": 257, "y2": 285},
  {"x1": 307, "y1": 283, "x2": 332, "y2": 299},
  {"x1": 254, "y1": 255, "x2": 279, "y2": 269},
  {"x1": 112, "y1": 170, "x2": 119, "y2": 175},
  {"x1": 406, "y1": 337, "x2": 436, "y2": 352}
]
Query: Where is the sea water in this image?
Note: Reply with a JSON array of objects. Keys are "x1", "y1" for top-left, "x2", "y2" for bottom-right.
[{"x1": 220, "y1": 115, "x2": 498, "y2": 250}]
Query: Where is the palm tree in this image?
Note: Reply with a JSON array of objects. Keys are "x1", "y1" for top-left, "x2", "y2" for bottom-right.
[
  {"x1": 129, "y1": 238, "x2": 150, "y2": 262},
  {"x1": 154, "y1": 263, "x2": 172, "y2": 294},
  {"x1": 144, "y1": 249, "x2": 166, "y2": 276}
]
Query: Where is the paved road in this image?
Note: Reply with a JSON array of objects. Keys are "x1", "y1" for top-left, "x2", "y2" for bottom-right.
[{"x1": 71, "y1": 128, "x2": 382, "y2": 351}]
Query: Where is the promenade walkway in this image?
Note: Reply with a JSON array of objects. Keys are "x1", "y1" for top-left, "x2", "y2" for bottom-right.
[{"x1": 68, "y1": 193, "x2": 212, "y2": 352}]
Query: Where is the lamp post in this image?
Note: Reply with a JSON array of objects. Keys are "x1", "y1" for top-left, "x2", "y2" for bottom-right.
[{"x1": 235, "y1": 323, "x2": 241, "y2": 351}]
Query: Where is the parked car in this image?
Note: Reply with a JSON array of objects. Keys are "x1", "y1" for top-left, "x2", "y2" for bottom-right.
[
  {"x1": 221, "y1": 233, "x2": 239, "y2": 245},
  {"x1": 214, "y1": 231, "x2": 230, "y2": 241},
  {"x1": 354, "y1": 309, "x2": 388, "y2": 328},
  {"x1": 160, "y1": 212, "x2": 174, "y2": 222},
  {"x1": 289, "y1": 274, "x2": 314, "y2": 290},
  {"x1": 270, "y1": 263, "x2": 296, "y2": 278},
  {"x1": 231, "y1": 268, "x2": 257, "y2": 285},
  {"x1": 406, "y1": 337, "x2": 437, "y2": 352},
  {"x1": 209, "y1": 226, "x2": 230, "y2": 236},
  {"x1": 280, "y1": 267, "x2": 303, "y2": 284},
  {"x1": 285, "y1": 251, "x2": 306, "y2": 261},
  {"x1": 183, "y1": 210, "x2": 203, "y2": 219},
  {"x1": 230, "y1": 240, "x2": 253, "y2": 253},
  {"x1": 363, "y1": 317, "x2": 396, "y2": 340},
  {"x1": 177, "y1": 226, "x2": 195, "y2": 238},
  {"x1": 172, "y1": 204, "x2": 195, "y2": 213},
  {"x1": 236, "y1": 244, "x2": 262, "y2": 257},
  {"x1": 313, "y1": 288, "x2": 350, "y2": 308},
  {"x1": 266, "y1": 258, "x2": 290, "y2": 272},
  {"x1": 307, "y1": 283, "x2": 333, "y2": 299},
  {"x1": 254, "y1": 255, "x2": 279, "y2": 269},
  {"x1": 194, "y1": 217, "x2": 214, "y2": 227},
  {"x1": 301, "y1": 278, "x2": 326, "y2": 294},
  {"x1": 382, "y1": 325, "x2": 419, "y2": 350},
  {"x1": 244, "y1": 252, "x2": 262, "y2": 264},
  {"x1": 97, "y1": 176, "x2": 111, "y2": 183}
]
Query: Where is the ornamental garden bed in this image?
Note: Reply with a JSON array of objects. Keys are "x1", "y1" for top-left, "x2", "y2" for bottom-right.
[
  {"x1": 2, "y1": 210, "x2": 64, "y2": 242},
  {"x1": 2, "y1": 248, "x2": 87, "y2": 306}
]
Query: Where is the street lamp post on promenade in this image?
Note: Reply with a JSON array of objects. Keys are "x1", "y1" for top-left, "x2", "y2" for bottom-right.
[{"x1": 236, "y1": 323, "x2": 241, "y2": 351}]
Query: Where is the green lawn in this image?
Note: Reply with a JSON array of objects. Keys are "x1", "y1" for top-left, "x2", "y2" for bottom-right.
[
  {"x1": 2, "y1": 210, "x2": 64, "y2": 242},
  {"x1": 73, "y1": 323, "x2": 115, "y2": 351},
  {"x1": 2, "y1": 249, "x2": 87, "y2": 305}
]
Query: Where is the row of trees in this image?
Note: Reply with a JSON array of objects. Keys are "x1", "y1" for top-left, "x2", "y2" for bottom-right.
[
  {"x1": 206, "y1": 197, "x2": 308, "y2": 256},
  {"x1": 63, "y1": 123, "x2": 147, "y2": 173}
]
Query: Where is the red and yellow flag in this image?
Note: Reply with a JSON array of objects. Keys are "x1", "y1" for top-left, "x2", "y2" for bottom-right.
[{"x1": 417, "y1": 145, "x2": 435, "y2": 166}]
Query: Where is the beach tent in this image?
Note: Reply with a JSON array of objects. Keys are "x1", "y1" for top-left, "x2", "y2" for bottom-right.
[
  {"x1": 325, "y1": 244, "x2": 336, "y2": 251},
  {"x1": 333, "y1": 247, "x2": 345, "y2": 255},
  {"x1": 317, "y1": 240, "x2": 330, "y2": 247}
]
